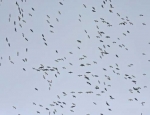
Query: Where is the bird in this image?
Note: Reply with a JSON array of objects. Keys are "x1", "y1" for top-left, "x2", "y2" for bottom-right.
[
  {"x1": 13, "y1": 106, "x2": 16, "y2": 109},
  {"x1": 58, "y1": 11, "x2": 61, "y2": 15},
  {"x1": 59, "y1": 2, "x2": 63, "y2": 5},
  {"x1": 93, "y1": 102, "x2": 96, "y2": 105},
  {"x1": 92, "y1": 10, "x2": 96, "y2": 12},
  {"x1": 87, "y1": 82, "x2": 91, "y2": 85},
  {"x1": 37, "y1": 111, "x2": 40, "y2": 114},
  {"x1": 83, "y1": 4, "x2": 86, "y2": 8},
  {"x1": 110, "y1": 96, "x2": 114, "y2": 99},
  {"x1": 30, "y1": 29, "x2": 33, "y2": 32},
  {"x1": 106, "y1": 102, "x2": 110, "y2": 106},
  {"x1": 142, "y1": 23, "x2": 146, "y2": 25},
  {"x1": 32, "y1": 8, "x2": 35, "y2": 11},
  {"x1": 141, "y1": 102, "x2": 145, "y2": 106}
]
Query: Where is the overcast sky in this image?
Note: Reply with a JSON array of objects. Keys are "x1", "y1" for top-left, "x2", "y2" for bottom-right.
[{"x1": 0, "y1": 0, "x2": 150, "y2": 115}]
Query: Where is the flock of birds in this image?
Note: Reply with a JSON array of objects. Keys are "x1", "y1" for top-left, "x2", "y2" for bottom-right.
[{"x1": 0, "y1": 0, "x2": 150, "y2": 115}]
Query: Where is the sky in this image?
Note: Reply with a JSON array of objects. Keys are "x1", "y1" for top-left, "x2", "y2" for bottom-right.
[{"x1": 0, "y1": 0, "x2": 150, "y2": 115}]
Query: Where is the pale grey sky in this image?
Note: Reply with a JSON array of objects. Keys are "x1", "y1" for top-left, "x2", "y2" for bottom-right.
[{"x1": 0, "y1": 0, "x2": 150, "y2": 115}]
